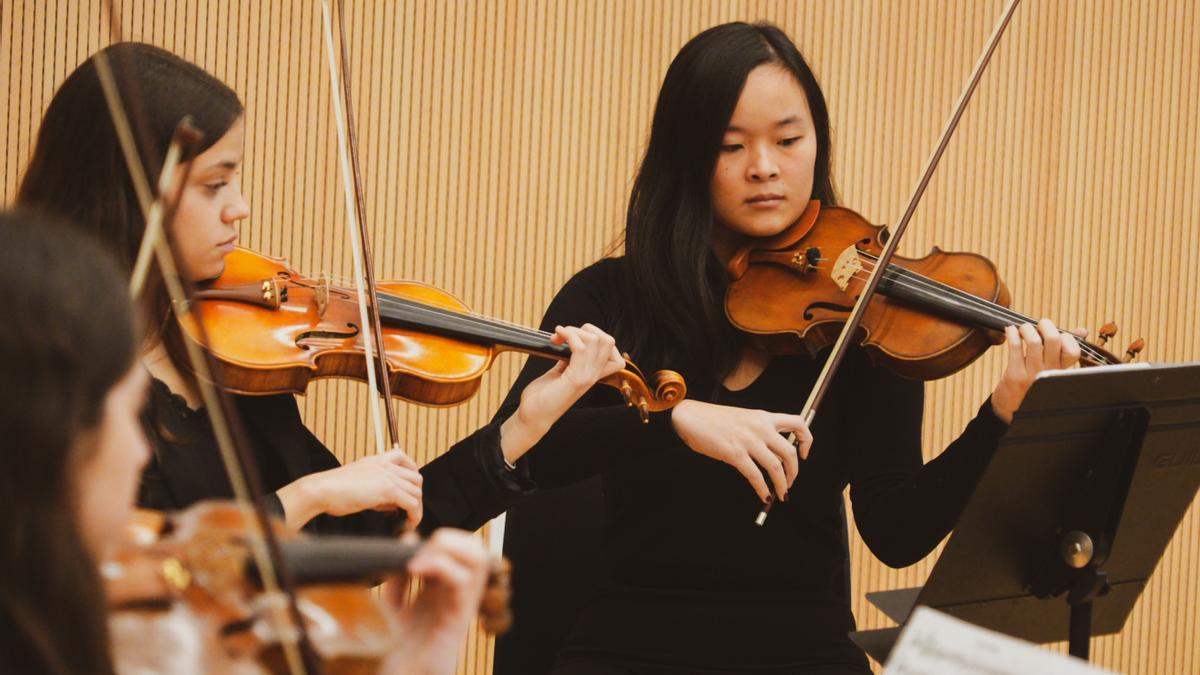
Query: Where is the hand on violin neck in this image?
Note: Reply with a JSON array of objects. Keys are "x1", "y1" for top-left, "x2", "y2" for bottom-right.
[
  {"x1": 990, "y1": 319, "x2": 1087, "y2": 424},
  {"x1": 382, "y1": 529, "x2": 490, "y2": 675},
  {"x1": 670, "y1": 400, "x2": 811, "y2": 503},
  {"x1": 499, "y1": 324, "x2": 625, "y2": 464},
  {"x1": 276, "y1": 447, "x2": 423, "y2": 531}
]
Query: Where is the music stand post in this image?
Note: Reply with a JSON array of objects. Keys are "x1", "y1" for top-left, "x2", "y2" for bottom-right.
[{"x1": 851, "y1": 362, "x2": 1200, "y2": 664}]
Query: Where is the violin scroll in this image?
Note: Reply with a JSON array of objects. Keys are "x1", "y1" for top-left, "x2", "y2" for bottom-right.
[{"x1": 606, "y1": 356, "x2": 688, "y2": 422}]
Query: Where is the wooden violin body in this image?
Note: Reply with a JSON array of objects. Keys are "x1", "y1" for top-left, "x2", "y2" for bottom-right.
[
  {"x1": 184, "y1": 248, "x2": 685, "y2": 419},
  {"x1": 726, "y1": 201, "x2": 1140, "y2": 380},
  {"x1": 106, "y1": 502, "x2": 511, "y2": 675}
]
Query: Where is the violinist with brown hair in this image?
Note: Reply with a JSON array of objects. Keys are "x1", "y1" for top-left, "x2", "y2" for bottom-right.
[
  {"x1": 0, "y1": 209, "x2": 492, "y2": 675},
  {"x1": 16, "y1": 42, "x2": 625, "y2": 537},
  {"x1": 495, "y1": 22, "x2": 1088, "y2": 675}
]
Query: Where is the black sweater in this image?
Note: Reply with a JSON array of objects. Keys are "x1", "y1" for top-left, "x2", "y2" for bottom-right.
[
  {"x1": 472, "y1": 257, "x2": 1009, "y2": 672},
  {"x1": 137, "y1": 378, "x2": 530, "y2": 536}
]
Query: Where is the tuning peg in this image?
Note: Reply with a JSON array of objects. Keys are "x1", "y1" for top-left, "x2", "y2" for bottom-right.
[
  {"x1": 620, "y1": 380, "x2": 634, "y2": 407},
  {"x1": 1098, "y1": 321, "x2": 1118, "y2": 346},
  {"x1": 1124, "y1": 338, "x2": 1146, "y2": 363}
]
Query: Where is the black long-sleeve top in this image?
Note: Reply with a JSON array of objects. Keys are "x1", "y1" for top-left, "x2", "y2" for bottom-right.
[
  {"x1": 452, "y1": 257, "x2": 1010, "y2": 672},
  {"x1": 138, "y1": 378, "x2": 530, "y2": 536}
]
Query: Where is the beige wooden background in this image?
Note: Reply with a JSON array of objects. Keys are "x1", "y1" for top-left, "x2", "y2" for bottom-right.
[{"x1": 3, "y1": 1, "x2": 1197, "y2": 673}]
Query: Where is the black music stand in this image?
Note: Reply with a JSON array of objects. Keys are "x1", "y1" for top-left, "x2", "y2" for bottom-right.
[{"x1": 850, "y1": 361, "x2": 1200, "y2": 664}]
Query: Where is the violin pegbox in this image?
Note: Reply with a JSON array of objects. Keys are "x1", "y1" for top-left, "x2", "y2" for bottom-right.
[
  {"x1": 1097, "y1": 321, "x2": 1118, "y2": 347},
  {"x1": 1093, "y1": 320, "x2": 1146, "y2": 363},
  {"x1": 606, "y1": 352, "x2": 688, "y2": 423},
  {"x1": 1124, "y1": 338, "x2": 1146, "y2": 363}
]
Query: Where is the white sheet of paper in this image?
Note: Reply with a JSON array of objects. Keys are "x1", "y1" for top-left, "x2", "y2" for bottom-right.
[{"x1": 883, "y1": 607, "x2": 1118, "y2": 675}]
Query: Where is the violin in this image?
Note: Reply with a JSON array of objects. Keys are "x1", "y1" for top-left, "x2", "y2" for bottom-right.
[
  {"x1": 105, "y1": 502, "x2": 512, "y2": 674},
  {"x1": 183, "y1": 247, "x2": 686, "y2": 421},
  {"x1": 725, "y1": 200, "x2": 1146, "y2": 380}
]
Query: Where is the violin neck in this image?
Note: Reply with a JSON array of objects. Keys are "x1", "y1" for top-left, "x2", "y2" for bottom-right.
[
  {"x1": 876, "y1": 264, "x2": 1015, "y2": 333},
  {"x1": 375, "y1": 290, "x2": 569, "y2": 359},
  {"x1": 248, "y1": 538, "x2": 421, "y2": 587},
  {"x1": 875, "y1": 264, "x2": 1108, "y2": 363}
]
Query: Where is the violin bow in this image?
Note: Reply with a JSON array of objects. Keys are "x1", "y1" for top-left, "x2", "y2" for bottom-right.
[
  {"x1": 757, "y1": 0, "x2": 1024, "y2": 525},
  {"x1": 94, "y1": 3, "x2": 321, "y2": 673},
  {"x1": 316, "y1": 1, "x2": 515, "y2": 633},
  {"x1": 318, "y1": 0, "x2": 409, "y2": 494}
]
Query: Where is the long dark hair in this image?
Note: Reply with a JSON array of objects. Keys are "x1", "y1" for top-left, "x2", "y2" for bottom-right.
[
  {"x1": 616, "y1": 22, "x2": 837, "y2": 390},
  {"x1": 0, "y1": 210, "x2": 137, "y2": 675},
  {"x1": 17, "y1": 41, "x2": 243, "y2": 378}
]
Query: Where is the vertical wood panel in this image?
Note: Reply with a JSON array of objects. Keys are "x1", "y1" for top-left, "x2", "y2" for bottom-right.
[{"x1": 3, "y1": 2, "x2": 1196, "y2": 673}]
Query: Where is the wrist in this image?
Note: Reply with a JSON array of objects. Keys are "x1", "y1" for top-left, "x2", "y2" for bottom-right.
[
  {"x1": 499, "y1": 412, "x2": 549, "y2": 465},
  {"x1": 670, "y1": 399, "x2": 699, "y2": 431},
  {"x1": 990, "y1": 388, "x2": 1016, "y2": 424},
  {"x1": 384, "y1": 630, "x2": 463, "y2": 675},
  {"x1": 277, "y1": 474, "x2": 324, "y2": 530}
]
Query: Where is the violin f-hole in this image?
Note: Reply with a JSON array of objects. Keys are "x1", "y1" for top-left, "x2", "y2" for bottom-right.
[
  {"x1": 296, "y1": 323, "x2": 360, "y2": 349},
  {"x1": 804, "y1": 301, "x2": 855, "y2": 321}
]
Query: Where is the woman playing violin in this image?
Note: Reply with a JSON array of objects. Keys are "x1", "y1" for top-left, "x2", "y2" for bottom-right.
[
  {"x1": 497, "y1": 22, "x2": 1086, "y2": 674},
  {"x1": 0, "y1": 210, "x2": 491, "y2": 675},
  {"x1": 16, "y1": 42, "x2": 625, "y2": 535}
]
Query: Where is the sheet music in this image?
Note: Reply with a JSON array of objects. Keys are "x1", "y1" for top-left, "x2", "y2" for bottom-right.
[{"x1": 883, "y1": 607, "x2": 1117, "y2": 675}]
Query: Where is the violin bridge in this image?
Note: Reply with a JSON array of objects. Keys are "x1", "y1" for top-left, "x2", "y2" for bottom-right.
[
  {"x1": 316, "y1": 273, "x2": 330, "y2": 318},
  {"x1": 831, "y1": 245, "x2": 864, "y2": 292}
]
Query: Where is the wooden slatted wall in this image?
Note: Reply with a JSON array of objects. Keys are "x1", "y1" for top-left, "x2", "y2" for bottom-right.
[{"x1": 2, "y1": 2, "x2": 1196, "y2": 673}]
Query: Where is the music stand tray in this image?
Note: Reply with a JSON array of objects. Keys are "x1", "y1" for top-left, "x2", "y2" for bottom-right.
[{"x1": 851, "y1": 362, "x2": 1200, "y2": 663}]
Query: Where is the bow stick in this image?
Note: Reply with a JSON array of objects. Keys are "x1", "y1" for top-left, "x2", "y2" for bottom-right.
[
  {"x1": 757, "y1": 0, "x2": 1024, "y2": 525},
  {"x1": 319, "y1": 0, "x2": 407, "y2": 484}
]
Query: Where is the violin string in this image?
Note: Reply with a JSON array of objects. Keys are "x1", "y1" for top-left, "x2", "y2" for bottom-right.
[
  {"x1": 318, "y1": 263, "x2": 1111, "y2": 366},
  {"x1": 849, "y1": 257, "x2": 1107, "y2": 359},
  {"x1": 839, "y1": 257, "x2": 1111, "y2": 362},
  {"x1": 294, "y1": 273, "x2": 559, "y2": 341},
  {"x1": 373, "y1": 293, "x2": 562, "y2": 348},
  {"x1": 360, "y1": 290, "x2": 556, "y2": 348},
  {"x1": 294, "y1": 274, "x2": 561, "y2": 344},
  {"x1": 317, "y1": 259, "x2": 1115, "y2": 364},
  {"x1": 280, "y1": 278, "x2": 567, "y2": 366},
  {"x1": 848, "y1": 260, "x2": 1028, "y2": 325},
  {"x1": 849, "y1": 264, "x2": 1110, "y2": 364}
]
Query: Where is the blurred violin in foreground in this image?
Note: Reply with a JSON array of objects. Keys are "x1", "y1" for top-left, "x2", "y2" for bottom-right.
[{"x1": 105, "y1": 502, "x2": 512, "y2": 674}]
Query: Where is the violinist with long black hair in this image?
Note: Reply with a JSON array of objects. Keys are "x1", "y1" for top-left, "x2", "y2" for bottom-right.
[
  {"x1": 16, "y1": 42, "x2": 625, "y2": 536},
  {"x1": 495, "y1": 22, "x2": 1087, "y2": 674}
]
